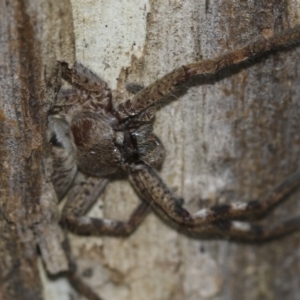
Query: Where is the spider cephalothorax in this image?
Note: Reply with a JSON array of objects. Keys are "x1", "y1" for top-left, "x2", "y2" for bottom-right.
[{"x1": 49, "y1": 25, "x2": 300, "y2": 300}]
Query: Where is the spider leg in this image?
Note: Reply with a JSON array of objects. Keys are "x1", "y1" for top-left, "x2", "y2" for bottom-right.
[
  {"x1": 61, "y1": 172, "x2": 150, "y2": 236},
  {"x1": 53, "y1": 88, "x2": 91, "y2": 115},
  {"x1": 128, "y1": 161, "x2": 300, "y2": 230},
  {"x1": 67, "y1": 272, "x2": 103, "y2": 300},
  {"x1": 60, "y1": 62, "x2": 112, "y2": 94},
  {"x1": 61, "y1": 233, "x2": 104, "y2": 300},
  {"x1": 146, "y1": 199, "x2": 300, "y2": 241},
  {"x1": 196, "y1": 217, "x2": 300, "y2": 241},
  {"x1": 55, "y1": 89, "x2": 80, "y2": 107},
  {"x1": 118, "y1": 25, "x2": 300, "y2": 116},
  {"x1": 59, "y1": 62, "x2": 113, "y2": 112},
  {"x1": 60, "y1": 173, "x2": 148, "y2": 299}
]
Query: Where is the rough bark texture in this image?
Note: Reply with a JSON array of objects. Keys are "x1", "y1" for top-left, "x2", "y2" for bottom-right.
[
  {"x1": 0, "y1": 1, "x2": 74, "y2": 299},
  {"x1": 2, "y1": 1, "x2": 300, "y2": 300}
]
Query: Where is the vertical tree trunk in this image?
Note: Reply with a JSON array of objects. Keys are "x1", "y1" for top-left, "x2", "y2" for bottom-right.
[
  {"x1": 2, "y1": 1, "x2": 299, "y2": 300},
  {"x1": 60, "y1": 1, "x2": 300, "y2": 300},
  {"x1": 0, "y1": 1, "x2": 74, "y2": 299}
]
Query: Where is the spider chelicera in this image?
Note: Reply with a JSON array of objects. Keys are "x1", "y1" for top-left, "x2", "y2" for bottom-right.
[{"x1": 49, "y1": 25, "x2": 300, "y2": 300}]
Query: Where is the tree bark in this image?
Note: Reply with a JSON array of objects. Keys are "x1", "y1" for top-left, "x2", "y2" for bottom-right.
[
  {"x1": 0, "y1": 1, "x2": 74, "y2": 299},
  {"x1": 2, "y1": 1, "x2": 300, "y2": 300}
]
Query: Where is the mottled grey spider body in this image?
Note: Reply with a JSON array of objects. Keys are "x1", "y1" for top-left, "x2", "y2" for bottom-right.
[
  {"x1": 49, "y1": 25, "x2": 300, "y2": 300},
  {"x1": 50, "y1": 62, "x2": 164, "y2": 199}
]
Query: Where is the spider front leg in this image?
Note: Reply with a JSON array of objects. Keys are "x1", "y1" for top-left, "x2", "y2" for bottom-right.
[
  {"x1": 128, "y1": 161, "x2": 300, "y2": 241},
  {"x1": 60, "y1": 62, "x2": 112, "y2": 95},
  {"x1": 57, "y1": 62, "x2": 113, "y2": 113},
  {"x1": 118, "y1": 25, "x2": 300, "y2": 117},
  {"x1": 61, "y1": 172, "x2": 150, "y2": 236}
]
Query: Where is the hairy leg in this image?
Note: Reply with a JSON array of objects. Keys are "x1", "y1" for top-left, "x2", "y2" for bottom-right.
[
  {"x1": 60, "y1": 62, "x2": 112, "y2": 95},
  {"x1": 118, "y1": 25, "x2": 300, "y2": 116},
  {"x1": 61, "y1": 172, "x2": 150, "y2": 235},
  {"x1": 59, "y1": 62, "x2": 113, "y2": 113},
  {"x1": 129, "y1": 161, "x2": 300, "y2": 240}
]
